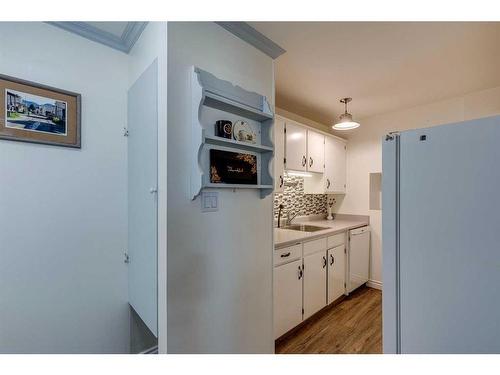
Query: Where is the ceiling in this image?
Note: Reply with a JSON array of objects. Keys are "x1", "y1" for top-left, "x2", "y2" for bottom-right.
[{"x1": 250, "y1": 22, "x2": 500, "y2": 126}]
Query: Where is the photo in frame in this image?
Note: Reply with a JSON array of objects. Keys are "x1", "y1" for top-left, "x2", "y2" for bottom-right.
[{"x1": 0, "y1": 74, "x2": 81, "y2": 148}]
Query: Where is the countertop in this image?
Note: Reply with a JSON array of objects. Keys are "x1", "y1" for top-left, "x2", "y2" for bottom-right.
[{"x1": 274, "y1": 216, "x2": 369, "y2": 249}]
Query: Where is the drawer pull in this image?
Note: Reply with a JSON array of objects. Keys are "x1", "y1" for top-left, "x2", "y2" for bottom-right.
[
  {"x1": 322, "y1": 255, "x2": 327, "y2": 268},
  {"x1": 330, "y1": 254, "x2": 334, "y2": 266},
  {"x1": 280, "y1": 252, "x2": 291, "y2": 258}
]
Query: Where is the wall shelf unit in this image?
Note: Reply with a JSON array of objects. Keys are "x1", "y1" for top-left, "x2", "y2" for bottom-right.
[
  {"x1": 203, "y1": 132, "x2": 274, "y2": 153},
  {"x1": 190, "y1": 66, "x2": 274, "y2": 200}
]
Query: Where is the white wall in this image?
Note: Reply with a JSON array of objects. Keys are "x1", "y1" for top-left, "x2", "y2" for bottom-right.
[
  {"x1": 0, "y1": 22, "x2": 130, "y2": 353},
  {"x1": 338, "y1": 86, "x2": 500, "y2": 285},
  {"x1": 127, "y1": 22, "x2": 168, "y2": 353},
  {"x1": 167, "y1": 22, "x2": 274, "y2": 353}
]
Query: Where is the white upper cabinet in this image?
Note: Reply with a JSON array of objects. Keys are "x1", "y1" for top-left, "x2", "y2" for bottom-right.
[
  {"x1": 325, "y1": 136, "x2": 347, "y2": 194},
  {"x1": 306, "y1": 130, "x2": 325, "y2": 173},
  {"x1": 274, "y1": 116, "x2": 285, "y2": 192},
  {"x1": 281, "y1": 115, "x2": 347, "y2": 194},
  {"x1": 285, "y1": 120, "x2": 307, "y2": 172}
]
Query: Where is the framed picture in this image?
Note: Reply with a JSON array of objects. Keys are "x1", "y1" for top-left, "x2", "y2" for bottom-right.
[{"x1": 0, "y1": 74, "x2": 81, "y2": 148}]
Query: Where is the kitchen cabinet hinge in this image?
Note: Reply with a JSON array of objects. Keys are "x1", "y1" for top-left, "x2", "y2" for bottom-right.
[
  {"x1": 284, "y1": 127, "x2": 287, "y2": 134},
  {"x1": 284, "y1": 157, "x2": 286, "y2": 164},
  {"x1": 302, "y1": 308, "x2": 304, "y2": 315},
  {"x1": 123, "y1": 127, "x2": 129, "y2": 137},
  {"x1": 124, "y1": 251, "x2": 130, "y2": 264}
]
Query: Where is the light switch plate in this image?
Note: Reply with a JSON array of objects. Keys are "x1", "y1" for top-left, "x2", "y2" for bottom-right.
[{"x1": 201, "y1": 191, "x2": 219, "y2": 212}]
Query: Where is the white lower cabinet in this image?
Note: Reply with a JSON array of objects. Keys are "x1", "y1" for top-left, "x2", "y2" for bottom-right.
[
  {"x1": 303, "y1": 250, "x2": 327, "y2": 320},
  {"x1": 274, "y1": 231, "x2": 347, "y2": 339},
  {"x1": 327, "y1": 244, "x2": 346, "y2": 304},
  {"x1": 274, "y1": 258, "x2": 304, "y2": 339}
]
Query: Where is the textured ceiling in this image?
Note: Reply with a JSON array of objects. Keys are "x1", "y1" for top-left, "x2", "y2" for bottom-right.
[{"x1": 250, "y1": 22, "x2": 500, "y2": 127}]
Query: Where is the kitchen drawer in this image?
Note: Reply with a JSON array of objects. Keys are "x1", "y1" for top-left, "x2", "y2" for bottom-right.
[
  {"x1": 274, "y1": 244, "x2": 302, "y2": 266},
  {"x1": 327, "y1": 232, "x2": 345, "y2": 248},
  {"x1": 303, "y1": 237, "x2": 327, "y2": 257}
]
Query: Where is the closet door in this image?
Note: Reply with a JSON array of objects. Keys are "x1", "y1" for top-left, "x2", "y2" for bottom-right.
[
  {"x1": 285, "y1": 121, "x2": 307, "y2": 172},
  {"x1": 128, "y1": 61, "x2": 158, "y2": 337}
]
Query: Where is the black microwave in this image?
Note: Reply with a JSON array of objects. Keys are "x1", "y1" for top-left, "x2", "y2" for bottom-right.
[{"x1": 210, "y1": 149, "x2": 258, "y2": 185}]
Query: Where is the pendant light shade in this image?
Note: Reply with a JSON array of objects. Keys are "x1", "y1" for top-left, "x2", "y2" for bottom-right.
[{"x1": 333, "y1": 97, "x2": 360, "y2": 130}]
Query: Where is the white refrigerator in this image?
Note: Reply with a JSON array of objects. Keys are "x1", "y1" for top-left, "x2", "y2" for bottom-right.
[{"x1": 382, "y1": 115, "x2": 500, "y2": 354}]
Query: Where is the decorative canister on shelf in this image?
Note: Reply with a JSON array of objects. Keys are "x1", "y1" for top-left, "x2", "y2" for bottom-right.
[{"x1": 215, "y1": 120, "x2": 233, "y2": 139}]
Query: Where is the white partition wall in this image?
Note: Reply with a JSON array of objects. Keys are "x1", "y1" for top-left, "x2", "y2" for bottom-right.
[
  {"x1": 0, "y1": 22, "x2": 130, "y2": 353},
  {"x1": 167, "y1": 22, "x2": 274, "y2": 353}
]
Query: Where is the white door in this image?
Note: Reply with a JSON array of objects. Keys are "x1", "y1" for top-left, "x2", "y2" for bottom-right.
[
  {"x1": 327, "y1": 245, "x2": 345, "y2": 304},
  {"x1": 325, "y1": 136, "x2": 346, "y2": 193},
  {"x1": 348, "y1": 227, "x2": 370, "y2": 293},
  {"x1": 274, "y1": 116, "x2": 285, "y2": 192},
  {"x1": 273, "y1": 259, "x2": 303, "y2": 339},
  {"x1": 128, "y1": 61, "x2": 158, "y2": 336},
  {"x1": 303, "y1": 251, "x2": 327, "y2": 319},
  {"x1": 285, "y1": 121, "x2": 307, "y2": 172},
  {"x1": 307, "y1": 130, "x2": 324, "y2": 173}
]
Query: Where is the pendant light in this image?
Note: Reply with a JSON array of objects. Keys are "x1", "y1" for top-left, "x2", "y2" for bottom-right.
[{"x1": 333, "y1": 97, "x2": 360, "y2": 130}]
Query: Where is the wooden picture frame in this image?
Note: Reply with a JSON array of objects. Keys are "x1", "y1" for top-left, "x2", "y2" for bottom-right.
[{"x1": 0, "y1": 74, "x2": 81, "y2": 148}]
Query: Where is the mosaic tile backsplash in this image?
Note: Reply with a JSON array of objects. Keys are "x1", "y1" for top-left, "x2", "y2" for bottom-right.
[{"x1": 273, "y1": 174, "x2": 327, "y2": 219}]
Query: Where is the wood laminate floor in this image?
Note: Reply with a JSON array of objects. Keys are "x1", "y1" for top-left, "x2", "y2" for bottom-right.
[{"x1": 275, "y1": 286, "x2": 382, "y2": 354}]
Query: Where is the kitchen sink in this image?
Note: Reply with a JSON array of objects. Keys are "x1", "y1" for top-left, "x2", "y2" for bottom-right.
[{"x1": 281, "y1": 224, "x2": 328, "y2": 232}]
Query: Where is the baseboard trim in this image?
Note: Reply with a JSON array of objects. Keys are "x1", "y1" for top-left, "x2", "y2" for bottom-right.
[{"x1": 366, "y1": 280, "x2": 383, "y2": 290}]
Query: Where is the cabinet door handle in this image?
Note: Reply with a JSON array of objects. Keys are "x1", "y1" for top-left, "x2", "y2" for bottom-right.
[
  {"x1": 327, "y1": 178, "x2": 331, "y2": 189},
  {"x1": 280, "y1": 252, "x2": 291, "y2": 258},
  {"x1": 330, "y1": 254, "x2": 334, "y2": 266},
  {"x1": 302, "y1": 155, "x2": 306, "y2": 167},
  {"x1": 309, "y1": 157, "x2": 313, "y2": 167},
  {"x1": 298, "y1": 266, "x2": 303, "y2": 280},
  {"x1": 322, "y1": 255, "x2": 327, "y2": 268},
  {"x1": 279, "y1": 175, "x2": 283, "y2": 188}
]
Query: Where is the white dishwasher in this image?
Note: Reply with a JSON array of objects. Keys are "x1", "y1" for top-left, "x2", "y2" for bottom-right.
[{"x1": 347, "y1": 226, "x2": 370, "y2": 293}]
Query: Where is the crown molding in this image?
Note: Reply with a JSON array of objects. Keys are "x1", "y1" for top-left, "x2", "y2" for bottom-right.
[
  {"x1": 46, "y1": 22, "x2": 148, "y2": 54},
  {"x1": 215, "y1": 22, "x2": 286, "y2": 59}
]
